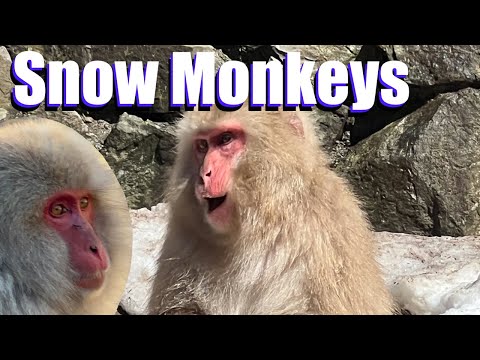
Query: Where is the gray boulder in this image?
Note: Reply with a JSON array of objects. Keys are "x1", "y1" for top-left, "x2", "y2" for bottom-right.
[
  {"x1": 350, "y1": 45, "x2": 480, "y2": 144},
  {"x1": 103, "y1": 113, "x2": 176, "y2": 209},
  {"x1": 380, "y1": 45, "x2": 480, "y2": 86},
  {"x1": 337, "y1": 87, "x2": 480, "y2": 236},
  {"x1": 0, "y1": 47, "x2": 13, "y2": 110}
]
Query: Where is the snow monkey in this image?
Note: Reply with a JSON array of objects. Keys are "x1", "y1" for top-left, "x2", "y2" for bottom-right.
[
  {"x1": 149, "y1": 104, "x2": 394, "y2": 315},
  {"x1": 0, "y1": 118, "x2": 132, "y2": 315}
]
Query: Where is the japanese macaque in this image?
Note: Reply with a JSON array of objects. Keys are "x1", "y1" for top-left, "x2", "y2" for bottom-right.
[
  {"x1": 149, "y1": 104, "x2": 395, "y2": 315},
  {"x1": 0, "y1": 118, "x2": 132, "y2": 315}
]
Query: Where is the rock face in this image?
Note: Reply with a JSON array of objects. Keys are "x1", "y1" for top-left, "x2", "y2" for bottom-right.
[
  {"x1": 122, "y1": 205, "x2": 480, "y2": 315},
  {"x1": 3, "y1": 44, "x2": 480, "y2": 231},
  {"x1": 380, "y1": 45, "x2": 480, "y2": 86},
  {"x1": 311, "y1": 105, "x2": 352, "y2": 152},
  {"x1": 5, "y1": 45, "x2": 230, "y2": 122},
  {"x1": 349, "y1": 45, "x2": 480, "y2": 144},
  {"x1": 337, "y1": 88, "x2": 480, "y2": 237},
  {"x1": 273, "y1": 45, "x2": 362, "y2": 64},
  {"x1": 0, "y1": 47, "x2": 13, "y2": 110},
  {"x1": 103, "y1": 113, "x2": 176, "y2": 209},
  {"x1": 213, "y1": 45, "x2": 278, "y2": 63},
  {"x1": 6, "y1": 45, "x2": 93, "y2": 67}
]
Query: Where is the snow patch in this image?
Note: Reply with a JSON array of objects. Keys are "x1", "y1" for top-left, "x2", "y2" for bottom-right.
[{"x1": 121, "y1": 204, "x2": 480, "y2": 315}]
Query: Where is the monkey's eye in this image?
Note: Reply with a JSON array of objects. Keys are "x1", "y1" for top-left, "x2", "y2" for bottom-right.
[
  {"x1": 196, "y1": 139, "x2": 208, "y2": 153},
  {"x1": 219, "y1": 132, "x2": 233, "y2": 146},
  {"x1": 50, "y1": 204, "x2": 68, "y2": 217},
  {"x1": 79, "y1": 197, "x2": 89, "y2": 209}
]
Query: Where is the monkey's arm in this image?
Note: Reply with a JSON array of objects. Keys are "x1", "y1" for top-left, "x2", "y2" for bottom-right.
[{"x1": 148, "y1": 256, "x2": 205, "y2": 315}]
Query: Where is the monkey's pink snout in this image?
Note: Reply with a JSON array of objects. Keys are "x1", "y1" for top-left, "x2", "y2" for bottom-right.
[
  {"x1": 85, "y1": 242, "x2": 109, "y2": 270},
  {"x1": 62, "y1": 218, "x2": 110, "y2": 289},
  {"x1": 73, "y1": 232, "x2": 109, "y2": 290},
  {"x1": 200, "y1": 171, "x2": 212, "y2": 190},
  {"x1": 73, "y1": 233, "x2": 109, "y2": 270}
]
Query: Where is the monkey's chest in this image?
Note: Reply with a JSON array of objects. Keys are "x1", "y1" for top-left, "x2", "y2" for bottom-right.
[{"x1": 191, "y1": 268, "x2": 306, "y2": 315}]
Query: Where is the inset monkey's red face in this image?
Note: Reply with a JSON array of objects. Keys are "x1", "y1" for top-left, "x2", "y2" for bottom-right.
[
  {"x1": 43, "y1": 190, "x2": 110, "y2": 290},
  {"x1": 193, "y1": 121, "x2": 246, "y2": 232}
]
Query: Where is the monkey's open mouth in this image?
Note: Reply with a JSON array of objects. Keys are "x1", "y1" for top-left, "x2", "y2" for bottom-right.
[{"x1": 206, "y1": 195, "x2": 227, "y2": 212}]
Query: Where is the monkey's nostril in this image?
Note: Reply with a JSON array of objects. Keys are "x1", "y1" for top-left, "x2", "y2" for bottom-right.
[
  {"x1": 205, "y1": 171, "x2": 212, "y2": 177},
  {"x1": 89, "y1": 246, "x2": 98, "y2": 253}
]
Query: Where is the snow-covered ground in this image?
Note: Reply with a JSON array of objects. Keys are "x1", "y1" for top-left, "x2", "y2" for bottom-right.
[
  {"x1": 121, "y1": 204, "x2": 168, "y2": 315},
  {"x1": 120, "y1": 204, "x2": 480, "y2": 315},
  {"x1": 377, "y1": 232, "x2": 480, "y2": 315}
]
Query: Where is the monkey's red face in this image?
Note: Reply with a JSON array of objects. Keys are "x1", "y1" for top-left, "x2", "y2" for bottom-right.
[
  {"x1": 43, "y1": 190, "x2": 110, "y2": 290},
  {"x1": 193, "y1": 122, "x2": 246, "y2": 232}
]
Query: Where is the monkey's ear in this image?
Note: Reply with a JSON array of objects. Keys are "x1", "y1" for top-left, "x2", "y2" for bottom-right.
[{"x1": 287, "y1": 113, "x2": 305, "y2": 138}]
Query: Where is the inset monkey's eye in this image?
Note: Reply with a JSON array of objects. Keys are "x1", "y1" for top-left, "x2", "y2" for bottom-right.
[
  {"x1": 196, "y1": 139, "x2": 208, "y2": 153},
  {"x1": 219, "y1": 132, "x2": 233, "y2": 145},
  {"x1": 80, "y1": 197, "x2": 89, "y2": 209},
  {"x1": 50, "y1": 204, "x2": 68, "y2": 217}
]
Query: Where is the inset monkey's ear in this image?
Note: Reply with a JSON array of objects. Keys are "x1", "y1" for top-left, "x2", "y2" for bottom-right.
[{"x1": 286, "y1": 112, "x2": 305, "y2": 138}]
